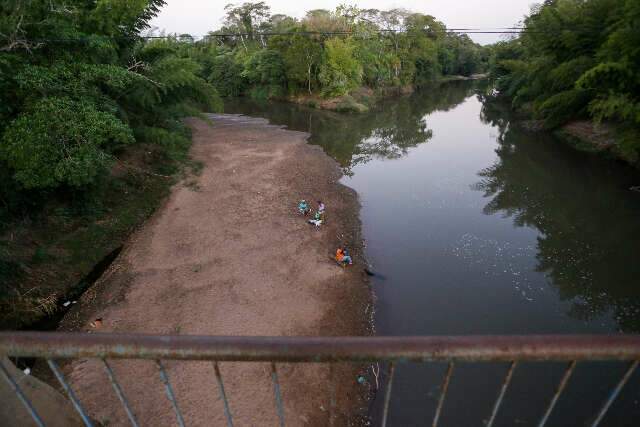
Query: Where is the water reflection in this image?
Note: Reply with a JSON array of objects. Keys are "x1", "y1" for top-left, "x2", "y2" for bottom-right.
[
  {"x1": 227, "y1": 82, "x2": 640, "y2": 424},
  {"x1": 224, "y1": 81, "x2": 474, "y2": 174},
  {"x1": 475, "y1": 99, "x2": 640, "y2": 332}
]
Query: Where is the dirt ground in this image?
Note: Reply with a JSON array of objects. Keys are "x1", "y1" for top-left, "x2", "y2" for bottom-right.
[{"x1": 58, "y1": 115, "x2": 372, "y2": 426}]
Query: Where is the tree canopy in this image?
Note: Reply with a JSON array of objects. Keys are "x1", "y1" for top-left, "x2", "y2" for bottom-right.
[
  {"x1": 204, "y1": 4, "x2": 487, "y2": 100},
  {"x1": 487, "y1": 0, "x2": 640, "y2": 161},
  {"x1": 0, "y1": 0, "x2": 220, "y2": 202}
]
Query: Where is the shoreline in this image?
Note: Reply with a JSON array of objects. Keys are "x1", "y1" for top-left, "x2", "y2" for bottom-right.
[
  {"x1": 57, "y1": 115, "x2": 373, "y2": 425},
  {"x1": 489, "y1": 97, "x2": 639, "y2": 168},
  {"x1": 519, "y1": 119, "x2": 639, "y2": 167},
  {"x1": 282, "y1": 75, "x2": 488, "y2": 114}
]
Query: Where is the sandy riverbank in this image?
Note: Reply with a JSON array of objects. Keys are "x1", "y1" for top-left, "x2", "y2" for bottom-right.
[{"x1": 58, "y1": 115, "x2": 372, "y2": 426}]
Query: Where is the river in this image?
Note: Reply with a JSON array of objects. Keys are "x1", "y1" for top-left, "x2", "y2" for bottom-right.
[{"x1": 225, "y1": 81, "x2": 640, "y2": 426}]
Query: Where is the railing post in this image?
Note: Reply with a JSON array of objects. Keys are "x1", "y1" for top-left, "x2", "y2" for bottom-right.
[
  {"x1": 590, "y1": 360, "x2": 639, "y2": 427},
  {"x1": 156, "y1": 360, "x2": 186, "y2": 427},
  {"x1": 432, "y1": 362, "x2": 454, "y2": 427},
  {"x1": 213, "y1": 361, "x2": 234, "y2": 427},
  {"x1": 101, "y1": 359, "x2": 139, "y2": 427},
  {"x1": 538, "y1": 361, "x2": 576, "y2": 427},
  {"x1": 486, "y1": 361, "x2": 517, "y2": 427},
  {"x1": 271, "y1": 362, "x2": 285, "y2": 427},
  {"x1": 381, "y1": 362, "x2": 396, "y2": 427},
  {"x1": 47, "y1": 359, "x2": 94, "y2": 427},
  {"x1": 0, "y1": 359, "x2": 45, "y2": 427}
]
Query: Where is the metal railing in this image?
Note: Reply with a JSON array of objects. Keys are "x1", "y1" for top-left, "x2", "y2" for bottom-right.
[{"x1": 2, "y1": 332, "x2": 640, "y2": 427}]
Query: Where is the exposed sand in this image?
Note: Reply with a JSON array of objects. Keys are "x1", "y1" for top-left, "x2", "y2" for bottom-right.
[{"x1": 59, "y1": 115, "x2": 372, "y2": 426}]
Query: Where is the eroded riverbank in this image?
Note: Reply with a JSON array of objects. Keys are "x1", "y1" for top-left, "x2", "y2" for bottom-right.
[{"x1": 58, "y1": 115, "x2": 372, "y2": 425}]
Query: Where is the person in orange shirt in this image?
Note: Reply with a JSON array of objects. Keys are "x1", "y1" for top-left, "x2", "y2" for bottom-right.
[{"x1": 335, "y1": 247, "x2": 352, "y2": 266}]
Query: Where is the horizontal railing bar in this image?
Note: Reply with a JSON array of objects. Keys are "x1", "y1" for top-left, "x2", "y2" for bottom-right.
[{"x1": 2, "y1": 333, "x2": 640, "y2": 362}]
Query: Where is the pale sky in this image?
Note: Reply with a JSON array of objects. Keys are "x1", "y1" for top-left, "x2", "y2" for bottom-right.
[{"x1": 152, "y1": 0, "x2": 537, "y2": 45}]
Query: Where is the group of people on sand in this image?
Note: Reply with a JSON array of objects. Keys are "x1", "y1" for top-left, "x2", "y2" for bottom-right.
[
  {"x1": 296, "y1": 199, "x2": 352, "y2": 267},
  {"x1": 297, "y1": 199, "x2": 325, "y2": 227}
]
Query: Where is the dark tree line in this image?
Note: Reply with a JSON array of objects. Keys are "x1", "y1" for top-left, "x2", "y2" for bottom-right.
[
  {"x1": 0, "y1": 0, "x2": 221, "y2": 326},
  {"x1": 202, "y1": 3, "x2": 487, "y2": 99},
  {"x1": 487, "y1": 0, "x2": 640, "y2": 162},
  {"x1": 0, "y1": 0, "x2": 220, "y2": 206}
]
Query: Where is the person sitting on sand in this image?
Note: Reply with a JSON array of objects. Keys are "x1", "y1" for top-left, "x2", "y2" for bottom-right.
[
  {"x1": 335, "y1": 247, "x2": 352, "y2": 266},
  {"x1": 317, "y1": 200, "x2": 325, "y2": 214},
  {"x1": 298, "y1": 199, "x2": 310, "y2": 215},
  {"x1": 343, "y1": 248, "x2": 353, "y2": 265},
  {"x1": 308, "y1": 210, "x2": 323, "y2": 227}
]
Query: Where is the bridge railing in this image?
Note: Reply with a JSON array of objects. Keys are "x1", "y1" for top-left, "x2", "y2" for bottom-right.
[{"x1": 1, "y1": 332, "x2": 640, "y2": 427}]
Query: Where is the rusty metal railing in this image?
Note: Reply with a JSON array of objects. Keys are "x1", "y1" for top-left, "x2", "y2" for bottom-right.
[{"x1": 2, "y1": 332, "x2": 640, "y2": 426}]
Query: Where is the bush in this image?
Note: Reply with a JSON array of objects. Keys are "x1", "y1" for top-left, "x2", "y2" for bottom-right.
[
  {"x1": 319, "y1": 38, "x2": 363, "y2": 97},
  {"x1": 335, "y1": 95, "x2": 369, "y2": 113},
  {"x1": 1, "y1": 97, "x2": 133, "y2": 189}
]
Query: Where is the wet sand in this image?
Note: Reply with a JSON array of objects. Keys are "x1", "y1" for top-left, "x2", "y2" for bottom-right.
[{"x1": 59, "y1": 115, "x2": 372, "y2": 426}]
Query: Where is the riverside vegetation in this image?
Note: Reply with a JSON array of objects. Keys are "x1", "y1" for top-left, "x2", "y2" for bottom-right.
[
  {"x1": 203, "y1": 3, "x2": 488, "y2": 110},
  {"x1": 486, "y1": 0, "x2": 640, "y2": 164},
  {"x1": 0, "y1": 0, "x2": 221, "y2": 327},
  {"x1": 0, "y1": 1, "x2": 487, "y2": 328}
]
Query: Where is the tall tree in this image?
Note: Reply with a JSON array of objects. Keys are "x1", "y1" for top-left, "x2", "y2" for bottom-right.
[{"x1": 223, "y1": 2, "x2": 270, "y2": 49}]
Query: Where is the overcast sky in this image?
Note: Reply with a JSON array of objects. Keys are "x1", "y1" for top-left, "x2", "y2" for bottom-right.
[{"x1": 152, "y1": 0, "x2": 537, "y2": 45}]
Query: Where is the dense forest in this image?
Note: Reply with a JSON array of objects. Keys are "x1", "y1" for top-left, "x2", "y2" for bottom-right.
[
  {"x1": 201, "y1": 3, "x2": 487, "y2": 102},
  {"x1": 487, "y1": 0, "x2": 640, "y2": 162},
  {"x1": 0, "y1": 0, "x2": 221, "y2": 326}
]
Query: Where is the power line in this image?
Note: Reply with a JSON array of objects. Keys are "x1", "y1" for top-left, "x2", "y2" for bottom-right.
[{"x1": 1, "y1": 28, "x2": 530, "y2": 45}]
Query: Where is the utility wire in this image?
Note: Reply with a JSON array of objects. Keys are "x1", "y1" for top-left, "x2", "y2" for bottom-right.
[{"x1": 1, "y1": 28, "x2": 533, "y2": 45}]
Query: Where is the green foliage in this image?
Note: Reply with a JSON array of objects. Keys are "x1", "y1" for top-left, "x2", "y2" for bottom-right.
[
  {"x1": 487, "y1": 0, "x2": 640, "y2": 158},
  {"x1": 269, "y1": 31, "x2": 322, "y2": 93},
  {"x1": 209, "y1": 50, "x2": 248, "y2": 97},
  {"x1": 0, "y1": 0, "x2": 489, "y2": 212},
  {"x1": 223, "y1": 2, "x2": 271, "y2": 41},
  {"x1": 199, "y1": 4, "x2": 486, "y2": 99},
  {"x1": 536, "y1": 89, "x2": 591, "y2": 128},
  {"x1": 1, "y1": 97, "x2": 133, "y2": 189},
  {"x1": 319, "y1": 38, "x2": 363, "y2": 97},
  {"x1": 241, "y1": 49, "x2": 286, "y2": 99},
  {"x1": 0, "y1": 0, "x2": 220, "y2": 208}
]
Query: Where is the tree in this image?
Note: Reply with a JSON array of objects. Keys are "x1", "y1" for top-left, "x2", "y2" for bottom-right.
[
  {"x1": 1, "y1": 97, "x2": 133, "y2": 189},
  {"x1": 0, "y1": 1, "x2": 220, "y2": 195},
  {"x1": 270, "y1": 30, "x2": 322, "y2": 93},
  {"x1": 318, "y1": 38, "x2": 362, "y2": 97},
  {"x1": 405, "y1": 14, "x2": 443, "y2": 84},
  {"x1": 208, "y1": 50, "x2": 248, "y2": 97},
  {"x1": 486, "y1": 0, "x2": 639, "y2": 150},
  {"x1": 223, "y1": 2, "x2": 271, "y2": 50},
  {"x1": 241, "y1": 49, "x2": 286, "y2": 99}
]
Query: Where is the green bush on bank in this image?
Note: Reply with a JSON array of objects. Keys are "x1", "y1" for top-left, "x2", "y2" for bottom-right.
[{"x1": 487, "y1": 0, "x2": 640, "y2": 159}]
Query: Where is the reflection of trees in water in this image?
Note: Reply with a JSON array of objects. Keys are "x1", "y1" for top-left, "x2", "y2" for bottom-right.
[
  {"x1": 475, "y1": 101, "x2": 640, "y2": 331},
  {"x1": 225, "y1": 81, "x2": 476, "y2": 173}
]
